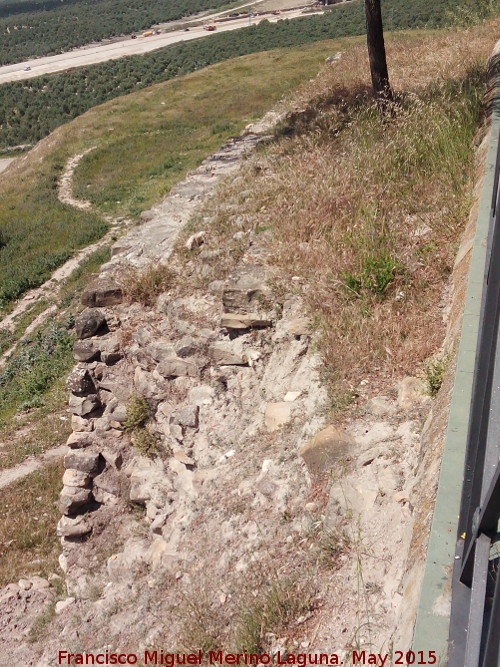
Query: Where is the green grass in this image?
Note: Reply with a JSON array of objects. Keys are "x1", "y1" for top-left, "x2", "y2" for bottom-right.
[
  {"x1": 71, "y1": 43, "x2": 344, "y2": 218},
  {"x1": 0, "y1": 154, "x2": 107, "y2": 310},
  {"x1": 0, "y1": 39, "x2": 344, "y2": 313},
  {"x1": 425, "y1": 354, "x2": 450, "y2": 397},
  {"x1": 0, "y1": 246, "x2": 112, "y2": 469},
  {"x1": 0, "y1": 322, "x2": 74, "y2": 421},
  {"x1": 58, "y1": 246, "x2": 112, "y2": 307},
  {"x1": 0, "y1": 298, "x2": 50, "y2": 355},
  {"x1": 0, "y1": 0, "x2": 478, "y2": 149}
]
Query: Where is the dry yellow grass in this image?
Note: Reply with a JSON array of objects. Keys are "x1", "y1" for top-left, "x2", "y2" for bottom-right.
[
  {"x1": 0, "y1": 463, "x2": 63, "y2": 586},
  {"x1": 187, "y1": 23, "x2": 500, "y2": 408}
]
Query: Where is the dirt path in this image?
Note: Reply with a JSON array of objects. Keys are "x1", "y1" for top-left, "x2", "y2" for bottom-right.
[
  {"x1": 58, "y1": 148, "x2": 94, "y2": 210},
  {"x1": 0, "y1": 445, "x2": 67, "y2": 490},
  {"x1": 0, "y1": 159, "x2": 14, "y2": 174},
  {"x1": 0, "y1": 150, "x2": 128, "y2": 370}
]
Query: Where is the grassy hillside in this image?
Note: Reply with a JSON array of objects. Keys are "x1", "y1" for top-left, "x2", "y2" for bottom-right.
[
  {"x1": 0, "y1": 40, "x2": 336, "y2": 311},
  {"x1": 172, "y1": 21, "x2": 499, "y2": 402},
  {"x1": 0, "y1": 0, "x2": 473, "y2": 148}
]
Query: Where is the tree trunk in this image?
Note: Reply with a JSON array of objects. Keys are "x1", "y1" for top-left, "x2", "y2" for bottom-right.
[{"x1": 364, "y1": 0, "x2": 393, "y2": 105}]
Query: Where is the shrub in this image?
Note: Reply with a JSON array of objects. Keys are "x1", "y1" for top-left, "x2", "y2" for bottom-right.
[
  {"x1": 234, "y1": 578, "x2": 315, "y2": 653},
  {"x1": 121, "y1": 264, "x2": 175, "y2": 307},
  {"x1": 123, "y1": 395, "x2": 150, "y2": 431},
  {"x1": 123, "y1": 394, "x2": 162, "y2": 458},
  {"x1": 424, "y1": 355, "x2": 449, "y2": 398}
]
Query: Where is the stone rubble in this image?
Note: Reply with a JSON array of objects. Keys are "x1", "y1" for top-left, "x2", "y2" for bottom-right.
[{"x1": 0, "y1": 112, "x2": 432, "y2": 665}]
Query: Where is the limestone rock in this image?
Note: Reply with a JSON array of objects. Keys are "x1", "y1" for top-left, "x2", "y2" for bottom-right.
[
  {"x1": 157, "y1": 357, "x2": 200, "y2": 379},
  {"x1": 71, "y1": 415, "x2": 94, "y2": 433},
  {"x1": 364, "y1": 396, "x2": 396, "y2": 417},
  {"x1": 66, "y1": 366, "x2": 95, "y2": 395},
  {"x1": 62, "y1": 469, "x2": 90, "y2": 488},
  {"x1": 175, "y1": 336, "x2": 199, "y2": 358},
  {"x1": 73, "y1": 339, "x2": 100, "y2": 362},
  {"x1": 185, "y1": 231, "x2": 206, "y2": 250},
  {"x1": 74, "y1": 309, "x2": 107, "y2": 339},
  {"x1": 393, "y1": 491, "x2": 411, "y2": 504},
  {"x1": 99, "y1": 336, "x2": 123, "y2": 364},
  {"x1": 222, "y1": 274, "x2": 269, "y2": 313},
  {"x1": 55, "y1": 597, "x2": 76, "y2": 614},
  {"x1": 64, "y1": 451, "x2": 100, "y2": 473},
  {"x1": 221, "y1": 313, "x2": 272, "y2": 330},
  {"x1": 108, "y1": 402, "x2": 128, "y2": 423},
  {"x1": 68, "y1": 393, "x2": 100, "y2": 416},
  {"x1": 146, "y1": 341, "x2": 177, "y2": 362},
  {"x1": 397, "y1": 376, "x2": 429, "y2": 410},
  {"x1": 93, "y1": 467, "x2": 122, "y2": 497},
  {"x1": 66, "y1": 432, "x2": 94, "y2": 449},
  {"x1": 173, "y1": 449, "x2": 195, "y2": 466},
  {"x1": 81, "y1": 278, "x2": 123, "y2": 308},
  {"x1": 30, "y1": 576, "x2": 50, "y2": 591},
  {"x1": 128, "y1": 459, "x2": 170, "y2": 504},
  {"x1": 187, "y1": 385, "x2": 214, "y2": 406},
  {"x1": 57, "y1": 515, "x2": 92, "y2": 538},
  {"x1": 101, "y1": 448, "x2": 123, "y2": 469},
  {"x1": 210, "y1": 342, "x2": 247, "y2": 366},
  {"x1": 285, "y1": 317, "x2": 311, "y2": 336},
  {"x1": 59, "y1": 486, "x2": 92, "y2": 514},
  {"x1": 140, "y1": 209, "x2": 154, "y2": 222},
  {"x1": 300, "y1": 425, "x2": 355, "y2": 474},
  {"x1": 106, "y1": 539, "x2": 149, "y2": 583},
  {"x1": 134, "y1": 367, "x2": 167, "y2": 400},
  {"x1": 173, "y1": 405, "x2": 199, "y2": 429},
  {"x1": 357, "y1": 445, "x2": 388, "y2": 467},
  {"x1": 264, "y1": 402, "x2": 292, "y2": 432}
]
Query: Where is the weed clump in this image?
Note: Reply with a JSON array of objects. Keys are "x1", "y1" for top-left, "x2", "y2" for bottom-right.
[
  {"x1": 234, "y1": 578, "x2": 315, "y2": 653},
  {"x1": 124, "y1": 394, "x2": 161, "y2": 457},
  {"x1": 317, "y1": 527, "x2": 351, "y2": 566},
  {"x1": 424, "y1": 355, "x2": 449, "y2": 398},
  {"x1": 121, "y1": 264, "x2": 175, "y2": 307},
  {"x1": 123, "y1": 395, "x2": 150, "y2": 431},
  {"x1": 341, "y1": 254, "x2": 403, "y2": 299}
]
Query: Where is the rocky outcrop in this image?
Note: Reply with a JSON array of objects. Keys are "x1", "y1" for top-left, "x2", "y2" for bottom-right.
[{"x1": 57, "y1": 236, "x2": 333, "y2": 598}]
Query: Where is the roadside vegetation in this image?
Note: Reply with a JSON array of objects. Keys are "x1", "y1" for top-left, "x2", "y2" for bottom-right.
[
  {"x1": 0, "y1": 247, "x2": 110, "y2": 469},
  {"x1": 0, "y1": 0, "x2": 477, "y2": 147}
]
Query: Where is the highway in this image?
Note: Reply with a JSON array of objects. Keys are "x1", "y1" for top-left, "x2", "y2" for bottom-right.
[{"x1": 0, "y1": 7, "x2": 323, "y2": 85}]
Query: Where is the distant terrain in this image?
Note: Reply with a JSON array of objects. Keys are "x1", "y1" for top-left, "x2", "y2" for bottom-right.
[
  {"x1": 0, "y1": 0, "x2": 466, "y2": 149},
  {"x1": 0, "y1": 0, "x2": 236, "y2": 65}
]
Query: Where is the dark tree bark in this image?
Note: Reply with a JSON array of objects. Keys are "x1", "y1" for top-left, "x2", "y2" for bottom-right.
[{"x1": 364, "y1": 0, "x2": 393, "y2": 105}]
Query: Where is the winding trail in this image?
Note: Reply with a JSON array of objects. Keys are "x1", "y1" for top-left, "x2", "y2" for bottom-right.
[
  {"x1": 0, "y1": 445, "x2": 67, "y2": 490},
  {"x1": 0, "y1": 150, "x2": 128, "y2": 369}
]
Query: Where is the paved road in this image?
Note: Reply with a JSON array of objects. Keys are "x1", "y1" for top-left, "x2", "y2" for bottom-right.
[{"x1": 0, "y1": 8, "x2": 323, "y2": 85}]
